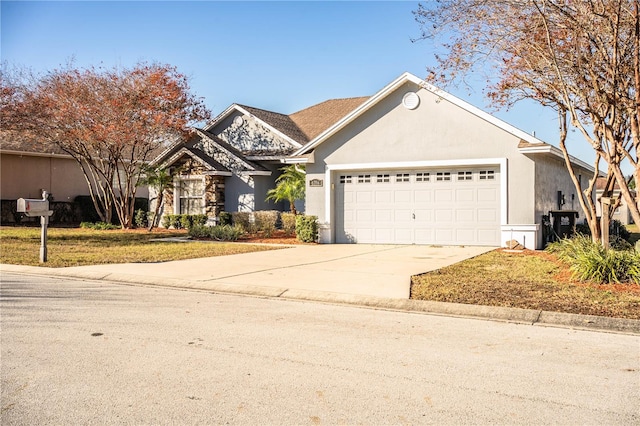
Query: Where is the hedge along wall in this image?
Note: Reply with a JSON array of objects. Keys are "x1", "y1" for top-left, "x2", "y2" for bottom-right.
[{"x1": 0, "y1": 197, "x2": 149, "y2": 225}]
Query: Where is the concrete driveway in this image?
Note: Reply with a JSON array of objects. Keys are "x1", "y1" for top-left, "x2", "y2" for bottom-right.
[{"x1": 4, "y1": 244, "x2": 495, "y2": 299}]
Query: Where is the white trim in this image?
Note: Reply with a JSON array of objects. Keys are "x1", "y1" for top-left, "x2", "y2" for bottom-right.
[
  {"x1": 203, "y1": 171, "x2": 233, "y2": 177},
  {"x1": 323, "y1": 158, "x2": 508, "y2": 239},
  {"x1": 501, "y1": 224, "x2": 540, "y2": 250},
  {"x1": 237, "y1": 170, "x2": 272, "y2": 177},
  {"x1": 518, "y1": 143, "x2": 594, "y2": 172}
]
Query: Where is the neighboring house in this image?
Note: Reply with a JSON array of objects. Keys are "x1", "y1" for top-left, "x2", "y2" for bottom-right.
[
  {"x1": 1, "y1": 135, "x2": 91, "y2": 203},
  {"x1": 595, "y1": 177, "x2": 637, "y2": 225},
  {"x1": 149, "y1": 98, "x2": 367, "y2": 220},
  {"x1": 285, "y1": 72, "x2": 596, "y2": 250},
  {"x1": 0, "y1": 132, "x2": 149, "y2": 223}
]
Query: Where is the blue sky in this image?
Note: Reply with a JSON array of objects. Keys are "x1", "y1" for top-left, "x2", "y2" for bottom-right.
[{"x1": 1, "y1": 1, "x2": 596, "y2": 165}]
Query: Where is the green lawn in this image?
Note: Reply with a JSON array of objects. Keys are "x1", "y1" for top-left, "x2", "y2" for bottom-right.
[{"x1": 0, "y1": 226, "x2": 281, "y2": 267}]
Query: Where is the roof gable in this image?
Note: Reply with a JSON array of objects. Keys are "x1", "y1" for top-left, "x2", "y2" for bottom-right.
[{"x1": 291, "y1": 72, "x2": 551, "y2": 157}]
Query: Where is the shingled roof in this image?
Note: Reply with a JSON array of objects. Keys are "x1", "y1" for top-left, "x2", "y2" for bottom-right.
[
  {"x1": 0, "y1": 131, "x2": 69, "y2": 156},
  {"x1": 237, "y1": 105, "x2": 309, "y2": 144},
  {"x1": 289, "y1": 97, "x2": 369, "y2": 141}
]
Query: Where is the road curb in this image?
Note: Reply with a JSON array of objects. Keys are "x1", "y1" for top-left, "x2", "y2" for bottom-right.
[{"x1": 2, "y1": 264, "x2": 639, "y2": 335}]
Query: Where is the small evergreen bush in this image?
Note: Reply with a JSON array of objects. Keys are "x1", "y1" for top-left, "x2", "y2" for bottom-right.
[
  {"x1": 134, "y1": 209, "x2": 148, "y2": 228},
  {"x1": 254, "y1": 210, "x2": 279, "y2": 236},
  {"x1": 232, "y1": 212, "x2": 255, "y2": 233},
  {"x1": 218, "y1": 211, "x2": 232, "y2": 226},
  {"x1": 295, "y1": 215, "x2": 318, "y2": 243},
  {"x1": 281, "y1": 212, "x2": 296, "y2": 236}
]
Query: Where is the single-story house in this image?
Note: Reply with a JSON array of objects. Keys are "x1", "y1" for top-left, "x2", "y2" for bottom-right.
[{"x1": 284, "y1": 72, "x2": 596, "y2": 250}]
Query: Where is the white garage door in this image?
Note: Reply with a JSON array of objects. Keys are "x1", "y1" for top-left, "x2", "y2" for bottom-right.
[{"x1": 335, "y1": 168, "x2": 500, "y2": 245}]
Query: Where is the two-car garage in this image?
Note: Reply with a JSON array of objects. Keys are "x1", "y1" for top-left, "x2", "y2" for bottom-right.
[{"x1": 334, "y1": 167, "x2": 501, "y2": 245}]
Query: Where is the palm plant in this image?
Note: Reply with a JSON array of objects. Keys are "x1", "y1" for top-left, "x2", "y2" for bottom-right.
[
  {"x1": 265, "y1": 165, "x2": 305, "y2": 214},
  {"x1": 140, "y1": 165, "x2": 175, "y2": 231}
]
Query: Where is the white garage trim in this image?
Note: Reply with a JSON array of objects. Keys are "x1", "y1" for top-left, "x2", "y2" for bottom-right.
[{"x1": 324, "y1": 158, "x2": 508, "y2": 240}]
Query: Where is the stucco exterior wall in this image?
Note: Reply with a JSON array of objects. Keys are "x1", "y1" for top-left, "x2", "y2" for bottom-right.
[
  {"x1": 212, "y1": 112, "x2": 294, "y2": 155},
  {"x1": 305, "y1": 81, "x2": 537, "y2": 227},
  {"x1": 534, "y1": 155, "x2": 593, "y2": 222},
  {"x1": 1, "y1": 153, "x2": 92, "y2": 201}
]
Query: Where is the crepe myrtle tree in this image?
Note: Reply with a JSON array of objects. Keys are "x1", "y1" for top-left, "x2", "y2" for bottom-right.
[
  {"x1": 0, "y1": 62, "x2": 210, "y2": 228},
  {"x1": 265, "y1": 165, "x2": 306, "y2": 215},
  {"x1": 414, "y1": 0, "x2": 640, "y2": 242}
]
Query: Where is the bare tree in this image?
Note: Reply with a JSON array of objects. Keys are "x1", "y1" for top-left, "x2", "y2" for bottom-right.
[
  {"x1": 1, "y1": 63, "x2": 210, "y2": 228},
  {"x1": 415, "y1": 0, "x2": 639, "y2": 240}
]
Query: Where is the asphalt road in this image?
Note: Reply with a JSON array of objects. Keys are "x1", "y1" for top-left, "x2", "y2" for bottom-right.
[{"x1": 1, "y1": 272, "x2": 639, "y2": 425}]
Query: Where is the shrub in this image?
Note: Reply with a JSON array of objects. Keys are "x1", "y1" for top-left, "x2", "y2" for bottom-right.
[
  {"x1": 295, "y1": 215, "x2": 318, "y2": 243},
  {"x1": 161, "y1": 214, "x2": 171, "y2": 229},
  {"x1": 232, "y1": 212, "x2": 255, "y2": 233},
  {"x1": 80, "y1": 221, "x2": 119, "y2": 230},
  {"x1": 188, "y1": 224, "x2": 244, "y2": 241},
  {"x1": 134, "y1": 209, "x2": 148, "y2": 228},
  {"x1": 180, "y1": 214, "x2": 192, "y2": 230},
  {"x1": 254, "y1": 210, "x2": 279, "y2": 237},
  {"x1": 546, "y1": 235, "x2": 640, "y2": 284},
  {"x1": 209, "y1": 224, "x2": 244, "y2": 241},
  {"x1": 281, "y1": 212, "x2": 296, "y2": 236},
  {"x1": 218, "y1": 211, "x2": 232, "y2": 226}
]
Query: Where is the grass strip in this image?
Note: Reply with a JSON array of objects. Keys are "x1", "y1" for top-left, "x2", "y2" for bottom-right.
[{"x1": 0, "y1": 227, "x2": 281, "y2": 267}]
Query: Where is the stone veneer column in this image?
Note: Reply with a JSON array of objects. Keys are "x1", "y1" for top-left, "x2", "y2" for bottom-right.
[{"x1": 204, "y1": 175, "x2": 226, "y2": 218}]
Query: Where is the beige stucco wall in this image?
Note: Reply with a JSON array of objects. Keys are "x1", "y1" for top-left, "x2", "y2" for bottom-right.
[
  {"x1": 1, "y1": 153, "x2": 90, "y2": 201},
  {"x1": 1, "y1": 152, "x2": 149, "y2": 202},
  {"x1": 305, "y1": 81, "x2": 538, "y2": 227},
  {"x1": 534, "y1": 154, "x2": 593, "y2": 221}
]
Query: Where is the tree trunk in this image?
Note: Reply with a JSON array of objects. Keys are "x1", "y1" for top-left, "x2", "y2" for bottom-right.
[{"x1": 148, "y1": 192, "x2": 164, "y2": 232}]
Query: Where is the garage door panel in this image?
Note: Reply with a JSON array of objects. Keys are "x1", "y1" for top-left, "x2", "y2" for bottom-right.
[
  {"x1": 435, "y1": 189, "x2": 453, "y2": 202},
  {"x1": 478, "y1": 188, "x2": 498, "y2": 202},
  {"x1": 435, "y1": 229, "x2": 453, "y2": 243},
  {"x1": 435, "y1": 209, "x2": 453, "y2": 222},
  {"x1": 394, "y1": 228, "x2": 413, "y2": 243},
  {"x1": 336, "y1": 168, "x2": 500, "y2": 246},
  {"x1": 478, "y1": 229, "x2": 500, "y2": 244},
  {"x1": 375, "y1": 190, "x2": 393, "y2": 203},
  {"x1": 456, "y1": 209, "x2": 474, "y2": 222},
  {"x1": 394, "y1": 190, "x2": 412, "y2": 203},
  {"x1": 414, "y1": 189, "x2": 433, "y2": 202},
  {"x1": 375, "y1": 209, "x2": 393, "y2": 222},
  {"x1": 456, "y1": 189, "x2": 475, "y2": 202},
  {"x1": 356, "y1": 191, "x2": 373, "y2": 203},
  {"x1": 477, "y1": 208, "x2": 497, "y2": 223},
  {"x1": 456, "y1": 228, "x2": 475, "y2": 242}
]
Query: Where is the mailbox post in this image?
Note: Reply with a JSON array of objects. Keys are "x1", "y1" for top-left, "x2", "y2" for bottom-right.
[{"x1": 17, "y1": 191, "x2": 53, "y2": 263}]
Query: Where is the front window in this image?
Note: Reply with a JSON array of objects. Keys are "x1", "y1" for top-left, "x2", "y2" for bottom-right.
[{"x1": 179, "y1": 178, "x2": 204, "y2": 214}]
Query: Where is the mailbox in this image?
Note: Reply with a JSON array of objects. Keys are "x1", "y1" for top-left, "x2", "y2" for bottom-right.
[{"x1": 17, "y1": 198, "x2": 52, "y2": 217}]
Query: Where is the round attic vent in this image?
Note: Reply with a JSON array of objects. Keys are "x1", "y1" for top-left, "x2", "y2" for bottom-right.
[
  {"x1": 402, "y1": 92, "x2": 420, "y2": 110},
  {"x1": 233, "y1": 115, "x2": 245, "y2": 126}
]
